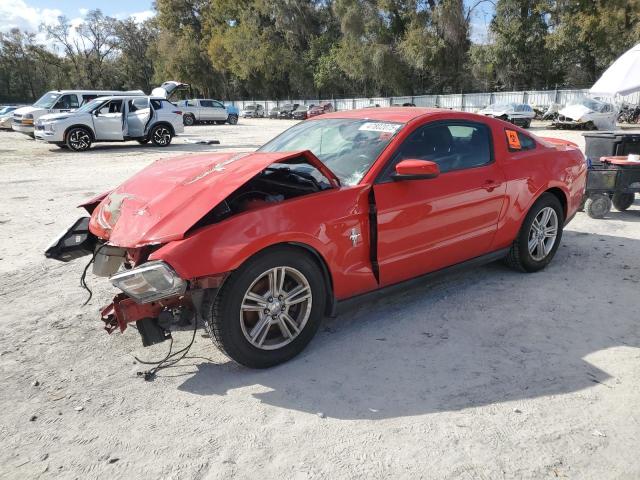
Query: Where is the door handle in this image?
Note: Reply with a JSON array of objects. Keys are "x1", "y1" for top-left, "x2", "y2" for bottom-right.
[{"x1": 482, "y1": 180, "x2": 502, "y2": 192}]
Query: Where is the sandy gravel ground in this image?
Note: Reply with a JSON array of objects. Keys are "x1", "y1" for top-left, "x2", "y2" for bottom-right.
[{"x1": 0, "y1": 119, "x2": 639, "y2": 480}]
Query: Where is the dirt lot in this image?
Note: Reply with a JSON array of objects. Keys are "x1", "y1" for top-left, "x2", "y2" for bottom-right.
[{"x1": 0, "y1": 119, "x2": 639, "y2": 480}]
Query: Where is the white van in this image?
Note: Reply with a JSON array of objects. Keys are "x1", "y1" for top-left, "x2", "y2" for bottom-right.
[{"x1": 12, "y1": 89, "x2": 144, "y2": 136}]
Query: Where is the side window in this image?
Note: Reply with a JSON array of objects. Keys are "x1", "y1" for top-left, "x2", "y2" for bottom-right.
[
  {"x1": 130, "y1": 98, "x2": 149, "y2": 111},
  {"x1": 151, "y1": 99, "x2": 163, "y2": 110},
  {"x1": 55, "y1": 94, "x2": 79, "y2": 109},
  {"x1": 82, "y1": 95, "x2": 98, "y2": 105},
  {"x1": 389, "y1": 122, "x2": 492, "y2": 176},
  {"x1": 200, "y1": 100, "x2": 213, "y2": 108},
  {"x1": 187, "y1": 100, "x2": 197, "y2": 107},
  {"x1": 212, "y1": 101, "x2": 225, "y2": 108},
  {"x1": 505, "y1": 129, "x2": 536, "y2": 152}
]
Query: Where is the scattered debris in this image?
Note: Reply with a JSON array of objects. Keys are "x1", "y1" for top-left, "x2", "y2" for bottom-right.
[
  {"x1": 107, "y1": 457, "x2": 119, "y2": 464},
  {"x1": 74, "y1": 406, "x2": 84, "y2": 412},
  {"x1": 317, "y1": 412, "x2": 326, "y2": 419},
  {"x1": 591, "y1": 429, "x2": 606, "y2": 437},
  {"x1": 32, "y1": 380, "x2": 40, "y2": 387},
  {"x1": 30, "y1": 414, "x2": 37, "y2": 422},
  {"x1": 513, "y1": 408, "x2": 522, "y2": 414}
]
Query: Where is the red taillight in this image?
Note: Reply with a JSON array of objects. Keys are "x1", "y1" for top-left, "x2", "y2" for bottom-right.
[{"x1": 173, "y1": 110, "x2": 183, "y2": 115}]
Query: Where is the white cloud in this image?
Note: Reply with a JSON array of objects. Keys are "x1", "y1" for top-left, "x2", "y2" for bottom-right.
[
  {"x1": 0, "y1": 0, "x2": 62, "y2": 33},
  {"x1": 114, "y1": 9, "x2": 155, "y2": 24},
  {"x1": 78, "y1": 7, "x2": 88, "y2": 16}
]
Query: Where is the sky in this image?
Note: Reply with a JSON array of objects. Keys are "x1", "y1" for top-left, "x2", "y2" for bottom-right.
[{"x1": 0, "y1": 0, "x2": 493, "y2": 43}]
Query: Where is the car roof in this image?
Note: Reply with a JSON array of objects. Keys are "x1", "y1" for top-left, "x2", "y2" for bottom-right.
[{"x1": 319, "y1": 107, "x2": 442, "y2": 122}]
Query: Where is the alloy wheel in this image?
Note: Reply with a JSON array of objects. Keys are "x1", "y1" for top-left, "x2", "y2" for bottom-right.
[
  {"x1": 153, "y1": 126, "x2": 171, "y2": 146},
  {"x1": 528, "y1": 206, "x2": 558, "y2": 261},
  {"x1": 68, "y1": 129, "x2": 91, "y2": 151},
  {"x1": 239, "y1": 266, "x2": 312, "y2": 350}
]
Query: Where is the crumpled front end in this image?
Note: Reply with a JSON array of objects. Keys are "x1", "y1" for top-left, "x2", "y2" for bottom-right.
[{"x1": 47, "y1": 149, "x2": 340, "y2": 348}]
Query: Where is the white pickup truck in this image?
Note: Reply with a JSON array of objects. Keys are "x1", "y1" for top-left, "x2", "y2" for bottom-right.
[{"x1": 175, "y1": 99, "x2": 239, "y2": 126}]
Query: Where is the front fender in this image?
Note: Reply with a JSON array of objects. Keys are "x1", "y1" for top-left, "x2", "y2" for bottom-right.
[{"x1": 149, "y1": 185, "x2": 377, "y2": 300}]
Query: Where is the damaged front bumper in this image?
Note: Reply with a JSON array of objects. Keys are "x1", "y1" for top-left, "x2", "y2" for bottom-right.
[{"x1": 44, "y1": 215, "x2": 225, "y2": 347}]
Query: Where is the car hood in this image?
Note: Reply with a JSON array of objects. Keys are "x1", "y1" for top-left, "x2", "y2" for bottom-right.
[
  {"x1": 559, "y1": 104, "x2": 594, "y2": 120},
  {"x1": 13, "y1": 105, "x2": 39, "y2": 116},
  {"x1": 39, "y1": 112, "x2": 77, "y2": 122},
  {"x1": 89, "y1": 150, "x2": 340, "y2": 248}
]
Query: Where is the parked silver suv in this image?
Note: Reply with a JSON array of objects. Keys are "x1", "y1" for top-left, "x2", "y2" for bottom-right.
[{"x1": 35, "y1": 96, "x2": 185, "y2": 151}]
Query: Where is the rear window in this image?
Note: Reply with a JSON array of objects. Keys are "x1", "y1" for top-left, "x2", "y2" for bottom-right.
[{"x1": 506, "y1": 129, "x2": 536, "y2": 151}]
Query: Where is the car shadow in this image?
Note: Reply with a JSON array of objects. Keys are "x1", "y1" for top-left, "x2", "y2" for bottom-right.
[{"x1": 177, "y1": 230, "x2": 639, "y2": 420}]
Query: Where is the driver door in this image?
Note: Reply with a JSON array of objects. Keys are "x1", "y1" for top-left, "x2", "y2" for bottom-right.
[
  {"x1": 92, "y1": 100, "x2": 124, "y2": 141},
  {"x1": 372, "y1": 121, "x2": 506, "y2": 286}
]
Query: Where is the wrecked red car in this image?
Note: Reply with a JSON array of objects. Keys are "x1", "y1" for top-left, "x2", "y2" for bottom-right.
[{"x1": 46, "y1": 108, "x2": 587, "y2": 368}]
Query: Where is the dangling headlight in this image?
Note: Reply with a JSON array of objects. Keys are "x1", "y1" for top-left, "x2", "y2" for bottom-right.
[{"x1": 110, "y1": 261, "x2": 186, "y2": 303}]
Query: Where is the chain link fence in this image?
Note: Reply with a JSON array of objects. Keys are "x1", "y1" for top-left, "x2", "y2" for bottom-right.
[{"x1": 224, "y1": 89, "x2": 640, "y2": 113}]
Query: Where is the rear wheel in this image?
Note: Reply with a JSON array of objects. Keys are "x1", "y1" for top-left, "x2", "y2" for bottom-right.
[
  {"x1": 204, "y1": 247, "x2": 326, "y2": 368},
  {"x1": 183, "y1": 114, "x2": 195, "y2": 126},
  {"x1": 150, "y1": 124, "x2": 172, "y2": 147},
  {"x1": 612, "y1": 192, "x2": 635, "y2": 211},
  {"x1": 227, "y1": 114, "x2": 238, "y2": 125},
  {"x1": 65, "y1": 127, "x2": 92, "y2": 152},
  {"x1": 584, "y1": 193, "x2": 611, "y2": 219},
  {"x1": 506, "y1": 193, "x2": 564, "y2": 272}
]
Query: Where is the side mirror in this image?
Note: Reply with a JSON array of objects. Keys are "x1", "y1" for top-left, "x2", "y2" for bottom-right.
[{"x1": 392, "y1": 159, "x2": 440, "y2": 181}]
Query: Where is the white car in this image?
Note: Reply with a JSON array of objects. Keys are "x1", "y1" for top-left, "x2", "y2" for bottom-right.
[
  {"x1": 241, "y1": 104, "x2": 265, "y2": 118},
  {"x1": 34, "y1": 96, "x2": 184, "y2": 152},
  {"x1": 0, "y1": 106, "x2": 20, "y2": 129},
  {"x1": 12, "y1": 89, "x2": 144, "y2": 136},
  {"x1": 477, "y1": 103, "x2": 535, "y2": 128},
  {"x1": 555, "y1": 98, "x2": 617, "y2": 130}
]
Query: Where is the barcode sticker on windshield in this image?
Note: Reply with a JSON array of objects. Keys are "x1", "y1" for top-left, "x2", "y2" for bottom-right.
[{"x1": 358, "y1": 122, "x2": 401, "y2": 133}]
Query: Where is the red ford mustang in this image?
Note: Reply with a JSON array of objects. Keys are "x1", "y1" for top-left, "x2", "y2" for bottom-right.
[{"x1": 47, "y1": 108, "x2": 587, "y2": 368}]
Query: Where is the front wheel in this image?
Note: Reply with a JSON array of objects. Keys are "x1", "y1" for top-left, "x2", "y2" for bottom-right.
[
  {"x1": 506, "y1": 193, "x2": 564, "y2": 272},
  {"x1": 612, "y1": 192, "x2": 635, "y2": 211},
  {"x1": 227, "y1": 114, "x2": 238, "y2": 125},
  {"x1": 65, "y1": 127, "x2": 92, "y2": 152},
  {"x1": 204, "y1": 247, "x2": 326, "y2": 368},
  {"x1": 150, "y1": 125, "x2": 172, "y2": 147}
]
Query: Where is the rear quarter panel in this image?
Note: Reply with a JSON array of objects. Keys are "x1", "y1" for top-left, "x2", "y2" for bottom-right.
[{"x1": 491, "y1": 125, "x2": 587, "y2": 250}]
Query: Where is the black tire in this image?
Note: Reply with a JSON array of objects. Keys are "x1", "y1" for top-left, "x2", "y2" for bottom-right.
[
  {"x1": 523, "y1": 119, "x2": 531, "y2": 128},
  {"x1": 506, "y1": 193, "x2": 564, "y2": 272},
  {"x1": 183, "y1": 114, "x2": 195, "y2": 126},
  {"x1": 584, "y1": 193, "x2": 611, "y2": 219},
  {"x1": 150, "y1": 124, "x2": 172, "y2": 147},
  {"x1": 227, "y1": 114, "x2": 238, "y2": 125},
  {"x1": 203, "y1": 246, "x2": 326, "y2": 368},
  {"x1": 612, "y1": 192, "x2": 635, "y2": 211},
  {"x1": 65, "y1": 127, "x2": 92, "y2": 152},
  {"x1": 136, "y1": 137, "x2": 150, "y2": 144}
]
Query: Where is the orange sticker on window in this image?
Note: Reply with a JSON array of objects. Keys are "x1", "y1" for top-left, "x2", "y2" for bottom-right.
[{"x1": 506, "y1": 129, "x2": 521, "y2": 150}]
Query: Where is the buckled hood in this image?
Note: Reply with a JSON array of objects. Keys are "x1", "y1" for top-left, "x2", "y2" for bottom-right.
[{"x1": 88, "y1": 151, "x2": 340, "y2": 248}]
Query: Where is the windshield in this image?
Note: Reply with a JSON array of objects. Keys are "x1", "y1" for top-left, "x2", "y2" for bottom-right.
[
  {"x1": 75, "y1": 98, "x2": 109, "y2": 113},
  {"x1": 259, "y1": 118, "x2": 403, "y2": 185},
  {"x1": 33, "y1": 92, "x2": 61, "y2": 109},
  {"x1": 0, "y1": 106, "x2": 15, "y2": 115},
  {"x1": 245, "y1": 105, "x2": 256, "y2": 110},
  {"x1": 487, "y1": 103, "x2": 515, "y2": 111},
  {"x1": 579, "y1": 98, "x2": 607, "y2": 112}
]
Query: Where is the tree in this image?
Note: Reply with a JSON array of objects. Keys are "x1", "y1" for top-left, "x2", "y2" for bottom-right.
[{"x1": 41, "y1": 9, "x2": 120, "y2": 88}]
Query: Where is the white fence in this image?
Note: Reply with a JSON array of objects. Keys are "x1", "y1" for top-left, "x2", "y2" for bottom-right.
[{"x1": 225, "y1": 89, "x2": 640, "y2": 112}]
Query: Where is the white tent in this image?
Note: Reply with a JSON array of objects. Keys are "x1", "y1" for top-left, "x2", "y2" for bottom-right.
[{"x1": 590, "y1": 43, "x2": 640, "y2": 97}]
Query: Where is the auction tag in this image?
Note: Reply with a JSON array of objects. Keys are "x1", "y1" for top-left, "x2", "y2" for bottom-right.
[
  {"x1": 358, "y1": 122, "x2": 401, "y2": 133},
  {"x1": 506, "y1": 129, "x2": 521, "y2": 150}
]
